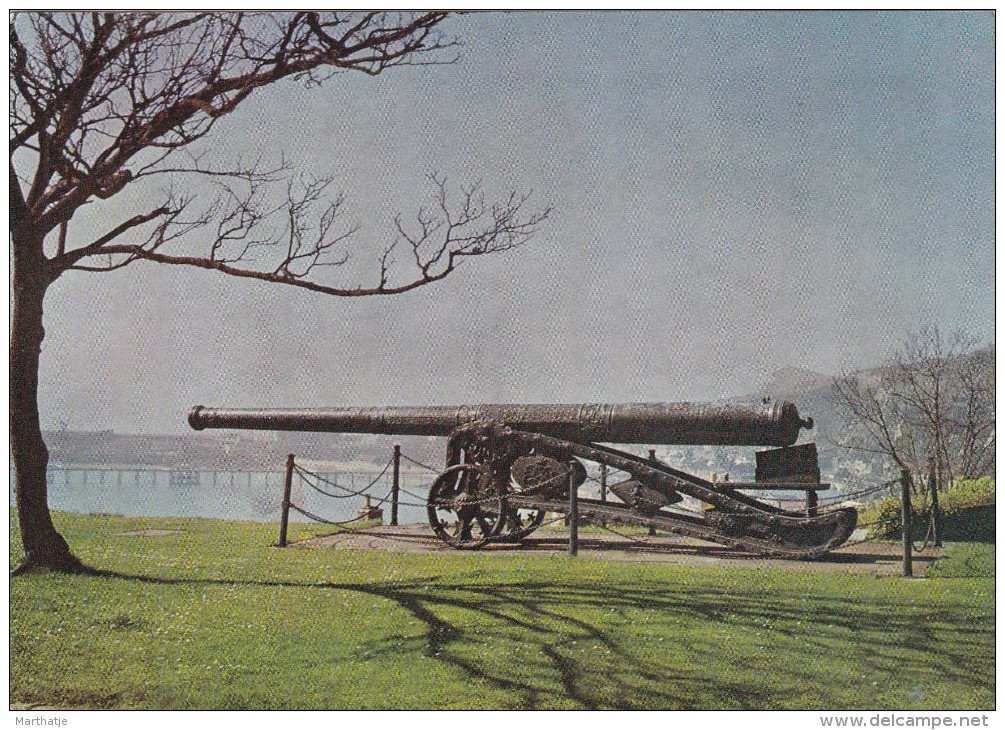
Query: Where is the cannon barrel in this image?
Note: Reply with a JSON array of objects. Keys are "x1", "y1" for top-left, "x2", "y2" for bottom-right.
[{"x1": 189, "y1": 401, "x2": 813, "y2": 447}]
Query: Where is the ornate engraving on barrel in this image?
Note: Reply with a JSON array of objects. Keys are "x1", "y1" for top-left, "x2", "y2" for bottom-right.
[{"x1": 576, "y1": 403, "x2": 609, "y2": 442}]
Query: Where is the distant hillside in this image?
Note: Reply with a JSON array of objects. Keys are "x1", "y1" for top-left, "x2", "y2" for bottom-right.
[
  {"x1": 713, "y1": 360, "x2": 991, "y2": 491},
  {"x1": 674, "y1": 366, "x2": 901, "y2": 492},
  {"x1": 752, "y1": 367, "x2": 834, "y2": 400}
]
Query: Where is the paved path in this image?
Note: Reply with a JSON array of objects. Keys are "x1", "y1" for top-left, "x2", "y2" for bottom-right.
[{"x1": 297, "y1": 524, "x2": 941, "y2": 576}]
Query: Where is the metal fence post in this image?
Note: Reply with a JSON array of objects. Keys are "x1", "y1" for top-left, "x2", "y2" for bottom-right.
[
  {"x1": 647, "y1": 449, "x2": 658, "y2": 536},
  {"x1": 900, "y1": 468, "x2": 913, "y2": 577},
  {"x1": 391, "y1": 443, "x2": 401, "y2": 526},
  {"x1": 569, "y1": 463, "x2": 579, "y2": 557},
  {"x1": 805, "y1": 489, "x2": 818, "y2": 517},
  {"x1": 278, "y1": 454, "x2": 295, "y2": 548},
  {"x1": 599, "y1": 462, "x2": 608, "y2": 528},
  {"x1": 927, "y1": 457, "x2": 942, "y2": 548}
]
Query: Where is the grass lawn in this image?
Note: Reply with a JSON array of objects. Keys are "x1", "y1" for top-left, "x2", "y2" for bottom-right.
[{"x1": 9, "y1": 512, "x2": 995, "y2": 710}]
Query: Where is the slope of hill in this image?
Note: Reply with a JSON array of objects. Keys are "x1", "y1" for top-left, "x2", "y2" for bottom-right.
[{"x1": 663, "y1": 366, "x2": 898, "y2": 493}]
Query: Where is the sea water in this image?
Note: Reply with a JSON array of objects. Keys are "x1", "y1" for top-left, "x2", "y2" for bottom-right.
[{"x1": 8, "y1": 465, "x2": 434, "y2": 526}]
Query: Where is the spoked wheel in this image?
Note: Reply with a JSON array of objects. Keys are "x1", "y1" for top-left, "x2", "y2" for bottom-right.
[
  {"x1": 427, "y1": 463, "x2": 506, "y2": 549},
  {"x1": 499, "y1": 506, "x2": 546, "y2": 542}
]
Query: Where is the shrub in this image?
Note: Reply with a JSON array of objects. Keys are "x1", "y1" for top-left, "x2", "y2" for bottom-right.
[{"x1": 862, "y1": 478, "x2": 994, "y2": 540}]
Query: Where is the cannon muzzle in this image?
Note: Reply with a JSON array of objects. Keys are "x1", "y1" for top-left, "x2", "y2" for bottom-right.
[{"x1": 188, "y1": 401, "x2": 812, "y2": 447}]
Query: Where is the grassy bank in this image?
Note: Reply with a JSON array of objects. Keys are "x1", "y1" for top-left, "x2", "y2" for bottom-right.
[
  {"x1": 861, "y1": 478, "x2": 995, "y2": 542},
  {"x1": 10, "y1": 512, "x2": 995, "y2": 710}
]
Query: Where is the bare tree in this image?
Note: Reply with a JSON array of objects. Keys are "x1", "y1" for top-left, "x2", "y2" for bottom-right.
[
  {"x1": 10, "y1": 12, "x2": 550, "y2": 572},
  {"x1": 831, "y1": 326, "x2": 995, "y2": 487}
]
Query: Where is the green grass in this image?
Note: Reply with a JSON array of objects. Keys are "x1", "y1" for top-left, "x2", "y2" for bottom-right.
[
  {"x1": 925, "y1": 543, "x2": 995, "y2": 579},
  {"x1": 10, "y1": 511, "x2": 995, "y2": 710}
]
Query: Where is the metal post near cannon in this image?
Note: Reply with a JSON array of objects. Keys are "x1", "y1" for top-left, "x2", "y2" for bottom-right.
[
  {"x1": 647, "y1": 449, "x2": 658, "y2": 536},
  {"x1": 391, "y1": 443, "x2": 401, "y2": 527},
  {"x1": 569, "y1": 463, "x2": 579, "y2": 557},
  {"x1": 599, "y1": 463, "x2": 608, "y2": 528},
  {"x1": 278, "y1": 454, "x2": 295, "y2": 548},
  {"x1": 806, "y1": 489, "x2": 819, "y2": 517},
  {"x1": 927, "y1": 457, "x2": 942, "y2": 548},
  {"x1": 900, "y1": 468, "x2": 913, "y2": 577}
]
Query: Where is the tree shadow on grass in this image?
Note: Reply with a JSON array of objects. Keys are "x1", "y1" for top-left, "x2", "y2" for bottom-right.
[{"x1": 63, "y1": 565, "x2": 994, "y2": 710}]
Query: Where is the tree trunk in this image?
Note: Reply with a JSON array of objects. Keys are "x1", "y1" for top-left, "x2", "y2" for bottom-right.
[{"x1": 10, "y1": 227, "x2": 81, "y2": 573}]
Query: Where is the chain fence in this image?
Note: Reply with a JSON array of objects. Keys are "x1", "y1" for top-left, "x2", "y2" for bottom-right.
[
  {"x1": 287, "y1": 451, "x2": 448, "y2": 537},
  {"x1": 290, "y1": 458, "x2": 399, "y2": 528},
  {"x1": 285, "y1": 450, "x2": 575, "y2": 545},
  {"x1": 282, "y1": 450, "x2": 932, "y2": 560}
]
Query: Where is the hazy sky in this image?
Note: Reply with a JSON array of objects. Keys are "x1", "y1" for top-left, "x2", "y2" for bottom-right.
[{"x1": 36, "y1": 11, "x2": 995, "y2": 434}]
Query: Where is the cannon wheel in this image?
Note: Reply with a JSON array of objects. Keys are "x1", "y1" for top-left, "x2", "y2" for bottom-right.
[
  {"x1": 427, "y1": 463, "x2": 506, "y2": 549},
  {"x1": 499, "y1": 506, "x2": 546, "y2": 542}
]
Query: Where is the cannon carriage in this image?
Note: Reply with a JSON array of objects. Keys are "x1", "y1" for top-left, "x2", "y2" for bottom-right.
[{"x1": 189, "y1": 401, "x2": 857, "y2": 558}]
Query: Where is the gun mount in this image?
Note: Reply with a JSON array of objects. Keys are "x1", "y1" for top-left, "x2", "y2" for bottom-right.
[{"x1": 189, "y1": 401, "x2": 855, "y2": 558}]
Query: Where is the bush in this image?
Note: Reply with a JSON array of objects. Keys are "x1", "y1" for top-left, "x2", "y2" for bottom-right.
[{"x1": 862, "y1": 478, "x2": 994, "y2": 540}]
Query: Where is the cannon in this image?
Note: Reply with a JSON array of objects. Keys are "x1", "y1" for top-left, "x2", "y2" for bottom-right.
[{"x1": 189, "y1": 401, "x2": 856, "y2": 558}]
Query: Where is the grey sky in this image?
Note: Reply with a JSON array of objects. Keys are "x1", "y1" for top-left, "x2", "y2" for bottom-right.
[{"x1": 36, "y1": 11, "x2": 995, "y2": 434}]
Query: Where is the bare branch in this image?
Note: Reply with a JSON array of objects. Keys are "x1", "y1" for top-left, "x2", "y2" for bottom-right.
[
  {"x1": 392, "y1": 174, "x2": 551, "y2": 285},
  {"x1": 54, "y1": 173, "x2": 549, "y2": 301},
  {"x1": 12, "y1": 12, "x2": 459, "y2": 238},
  {"x1": 13, "y1": 10, "x2": 551, "y2": 333}
]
